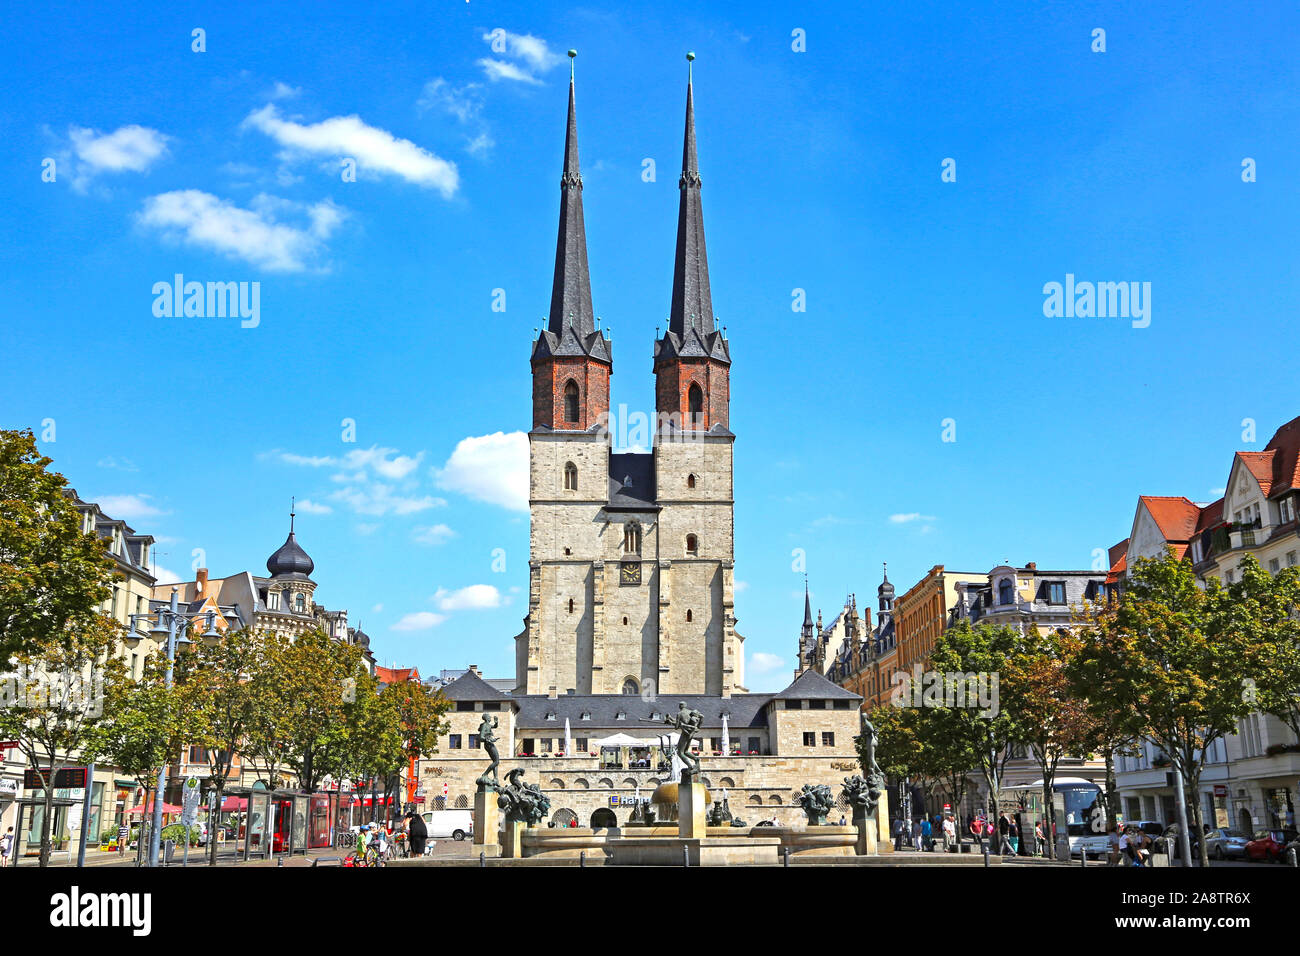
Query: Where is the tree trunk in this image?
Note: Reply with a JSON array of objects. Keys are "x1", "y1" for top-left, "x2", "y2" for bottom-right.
[{"x1": 1104, "y1": 750, "x2": 1119, "y2": 829}]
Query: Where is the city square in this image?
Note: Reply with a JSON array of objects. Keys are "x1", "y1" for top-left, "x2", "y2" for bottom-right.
[{"x1": 0, "y1": 0, "x2": 1296, "y2": 936}]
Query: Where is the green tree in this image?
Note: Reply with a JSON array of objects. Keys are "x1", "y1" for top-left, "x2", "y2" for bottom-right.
[
  {"x1": 1070, "y1": 549, "x2": 1264, "y2": 867},
  {"x1": 0, "y1": 615, "x2": 125, "y2": 866},
  {"x1": 927, "y1": 620, "x2": 1029, "y2": 829},
  {"x1": 866, "y1": 702, "x2": 976, "y2": 818},
  {"x1": 178, "y1": 627, "x2": 274, "y2": 865},
  {"x1": 0, "y1": 429, "x2": 115, "y2": 662}
]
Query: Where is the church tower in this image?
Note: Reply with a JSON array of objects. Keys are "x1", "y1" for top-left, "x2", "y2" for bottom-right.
[{"x1": 518, "y1": 55, "x2": 742, "y2": 698}]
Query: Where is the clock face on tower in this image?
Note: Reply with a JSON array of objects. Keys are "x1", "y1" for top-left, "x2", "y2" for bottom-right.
[{"x1": 619, "y1": 561, "x2": 642, "y2": 586}]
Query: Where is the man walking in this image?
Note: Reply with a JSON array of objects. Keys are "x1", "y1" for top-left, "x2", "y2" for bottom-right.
[
  {"x1": 942, "y1": 814, "x2": 956, "y2": 852},
  {"x1": 920, "y1": 815, "x2": 932, "y2": 851},
  {"x1": 892, "y1": 815, "x2": 905, "y2": 851}
]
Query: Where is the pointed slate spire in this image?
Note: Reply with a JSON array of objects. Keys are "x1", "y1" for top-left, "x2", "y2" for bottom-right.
[
  {"x1": 547, "y1": 55, "x2": 595, "y2": 340},
  {"x1": 803, "y1": 580, "x2": 814, "y2": 630},
  {"x1": 669, "y1": 53, "x2": 715, "y2": 338}
]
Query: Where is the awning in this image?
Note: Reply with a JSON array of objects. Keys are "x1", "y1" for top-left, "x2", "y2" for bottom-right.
[
  {"x1": 127, "y1": 800, "x2": 182, "y2": 815},
  {"x1": 592, "y1": 733, "x2": 678, "y2": 748}
]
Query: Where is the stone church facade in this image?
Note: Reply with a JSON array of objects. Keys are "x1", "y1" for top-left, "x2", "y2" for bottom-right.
[{"x1": 421, "y1": 68, "x2": 864, "y2": 829}]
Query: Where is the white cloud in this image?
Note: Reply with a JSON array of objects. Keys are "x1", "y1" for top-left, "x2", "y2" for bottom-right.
[
  {"x1": 476, "y1": 59, "x2": 542, "y2": 85},
  {"x1": 479, "y1": 31, "x2": 564, "y2": 83},
  {"x1": 96, "y1": 456, "x2": 138, "y2": 472},
  {"x1": 67, "y1": 124, "x2": 169, "y2": 189},
  {"x1": 138, "y1": 190, "x2": 343, "y2": 272},
  {"x1": 749, "y1": 652, "x2": 785, "y2": 675},
  {"x1": 889, "y1": 513, "x2": 937, "y2": 524},
  {"x1": 243, "y1": 104, "x2": 459, "y2": 196},
  {"x1": 433, "y1": 431, "x2": 528, "y2": 512},
  {"x1": 268, "y1": 445, "x2": 440, "y2": 517},
  {"x1": 267, "y1": 81, "x2": 301, "y2": 100},
  {"x1": 734, "y1": 580, "x2": 749, "y2": 593},
  {"x1": 371, "y1": 603, "x2": 384, "y2": 613},
  {"x1": 355, "y1": 523, "x2": 379, "y2": 535},
  {"x1": 391, "y1": 611, "x2": 446, "y2": 632},
  {"x1": 95, "y1": 494, "x2": 167, "y2": 520},
  {"x1": 330, "y1": 484, "x2": 443, "y2": 516},
  {"x1": 414, "y1": 523, "x2": 456, "y2": 546},
  {"x1": 295, "y1": 499, "x2": 332, "y2": 514},
  {"x1": 150, "y1": 564, "x2": 186, "y2": 585},
  {"x1": 433, "y1": 584, "x2": 502, "y2": 611},
  {"x1": 418, "y1": 78, "x2": 483, "y2": 123}
]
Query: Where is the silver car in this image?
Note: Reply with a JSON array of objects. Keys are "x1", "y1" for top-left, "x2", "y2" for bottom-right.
[{"x1": 1204, "y1": 827, "x2": 1249, "y2": 860}]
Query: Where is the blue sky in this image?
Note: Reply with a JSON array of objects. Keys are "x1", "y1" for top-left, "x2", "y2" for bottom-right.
[{"x1": 2, "y1": 1, "x2": 1298, "y2": 690}]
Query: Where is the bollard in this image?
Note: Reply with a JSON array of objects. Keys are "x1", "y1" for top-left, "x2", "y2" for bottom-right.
[
  {"x1": 783, "y1": 847, "x2": 791, "y2": 867},
  {"x1": 278, "y1": 856, "x2": 284, "y2": 867},
  {"x1": 1081, "y1": 849, "x2": 1087, "y2": 868},
  {"x1": 580, "y1": 850, "x2": 586, "y2": 868},
  {"x1": 1289, "y1": 847, "x2": 1297, "y2": 868},
  {"x1": 684, "y1": 845, "x2": 690, "y2": 868},
  {"x1": 479, "y1": 851, "x2": 485, "y2": 868},
  {"x1": 982, "y1": 842, "x2": 989, "y2": 867}
]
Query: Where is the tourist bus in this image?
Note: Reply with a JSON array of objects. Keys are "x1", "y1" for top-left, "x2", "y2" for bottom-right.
[{"x1": 1006, "y1": 777, "x2": 1108, "y2": 858}]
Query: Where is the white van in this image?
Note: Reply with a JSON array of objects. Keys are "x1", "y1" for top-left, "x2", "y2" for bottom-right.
[{"x1": 422, "y1": 809, "x2": 473, "y2": 841}]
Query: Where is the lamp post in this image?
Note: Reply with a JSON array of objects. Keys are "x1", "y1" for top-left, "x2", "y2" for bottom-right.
[{"x1": 128, "y1": 588, "x2": 219, "y2": 867}]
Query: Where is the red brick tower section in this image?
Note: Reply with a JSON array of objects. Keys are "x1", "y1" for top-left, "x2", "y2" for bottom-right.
[
  {"x1": 531, "y1": 62, "x2": 612, "y2": 432},
  {"x1": 654, "y1": 65, "x2": 730, "y2": 434}
]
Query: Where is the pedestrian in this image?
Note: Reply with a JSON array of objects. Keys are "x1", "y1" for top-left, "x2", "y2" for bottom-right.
[
  {"x1": 920, "y1": 815, "x2": 932, "y2": 851},
  {"x1": 1008, "y1": 818, "x2": 1019, "y2": 854},
  {"x1": 1106, "y1": 822, "x2": 1122, "y2": 866},
  {"x1": 1035, "y1": 820, "x2": 1045, "y2": 856},
  {"x1": 117, "y1": 820, "x2": 129, "y2": 857},
  {"x1": 406, "y1": 811, "x2": 427, "y2": 858},
  {"x1": 942, "y1": 814, "x2": 956, "y2": 852},
  {"x1": 911, "y1": 818, "x2": 923, "y2": 850},
  {"x1": 998, "y1": 813, "x2": 1013, "y2": 855},
  {"x1": 838, "y1": 814, "x2": 847, "y2": 826},
  {"x1": 1, "y1": 826, "x2": 13, "y2": 863},
  {"x1": 892, "y1": 815, "x2": 905, "y2": 851}
]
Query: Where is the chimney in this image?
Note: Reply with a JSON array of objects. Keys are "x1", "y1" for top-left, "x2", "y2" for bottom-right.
[
  {"x1": 1026, "y1": 562, "x2": 1037, "y2": 571},
  {"x1": 548, "y1": 685, "x2": 558, "y2": 699},
  {"x1": 468, "y1": 664, "x2": 479, "y2": 675},
  {"x1": 196, "y1": 568, "x2": 209, "y2": 598}
]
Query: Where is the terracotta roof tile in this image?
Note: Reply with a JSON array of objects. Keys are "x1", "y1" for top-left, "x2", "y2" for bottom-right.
[
  {"x1": 1138, "y1": 496, "x2": 1201, "y2": 542},
  {"x1": 1236, "y1": 451, "x2": 1277, "y2": 497},
  {"x1": 1194, "y1": 498, "x2": 1225, "y2": 532},
  {"x1": 1264, "y1": 415, "x2": 1300, "y2": 494}
]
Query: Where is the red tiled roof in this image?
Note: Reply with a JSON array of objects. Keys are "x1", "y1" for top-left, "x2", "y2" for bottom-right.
[
  {"x1": 1194, "y1": 497, "x2": 1224, "y2": 532},
  {"x1": 1105, "y1": 550, "x2": 1128, "y2": 585},
  {"x1": 1236, "y1": 451, "x2": 1276, "y2": 497},
  {"x1": 375, "y1": 666, "x2": 421, "y2": 684},
  {"x1": 1107, "y1": 538, "x2": 1130, "y2": 569},
  {"x1": 1264, "y1": 415, "x2": 1300, "y2": 495},
  {"x1": 1138, "y1": 496, "x2": 1201, "y2": 542}
]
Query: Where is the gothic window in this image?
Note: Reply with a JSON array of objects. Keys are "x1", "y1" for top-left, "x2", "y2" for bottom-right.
[
  {"x1": 685, "y1": 533, "x2": 698, "y2": 556},
  {"x1": 687, "y1": 473, "x2": 696, "y2": 489},
  {"x1": 563, "y1": 380, "x2": 580, "y2": 423},
  {"x1": 623, "y1": 521, "x2": 641, "y2": 554},
  {"x1": 563, "y1": 461, "x2": 577, "y2": 491},
  {"x1": 568, "y1": 598, "x2": 575, "y2": 614},
  {"x1": 295, "y1": 593, "x2": 306, "y2": 612},
  {"x1": 688, "y1": 383, "x2": 704, "y2": 423},
  {"x1": 686, "y1": 609, "x2": 693, "y2": 623},
  {"x1": 621, "y1": 678, "x2": 638, "y2": 695}
]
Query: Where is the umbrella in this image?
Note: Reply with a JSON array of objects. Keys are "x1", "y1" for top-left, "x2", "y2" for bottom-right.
[
  {"x1": 221, "y1": 796, "x2": 248, "y2": 811},
  {"x1": 721, "y1": 713, "x2": 730, "y2": 755},
  {"x1": 127, "y1": 800, "x2": 182, "y2": 815},
  {"x1": 564, "y1": 717, "x2": 573, "y2": 757}
]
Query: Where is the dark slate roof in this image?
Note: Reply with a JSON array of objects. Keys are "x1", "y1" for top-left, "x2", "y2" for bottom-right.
[
  {"x1": 607, "y1": 452, "x2": 657, "y2": 511},
  {"x1": 513, "y1": 693, "x2": 771, "y2": 731},
  {"x1": 667, "y1": 78, "x2": 717, "y2": 341},
  {"x1": 440, "y1": 669, "x2": 512, "y2": 702},
  {"x1": 771, "y1": 667, "x2": 863, "y2": 701},
  {"x1": 266, "y1": 514, "x2": 314, "y2": 579},
  {"x1": 532, "y1": 75, "x2": 611, "y2": 368}
]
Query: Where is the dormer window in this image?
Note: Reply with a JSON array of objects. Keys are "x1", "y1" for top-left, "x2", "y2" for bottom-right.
[
  {"x1": 581, "y1": 711, "x2": 591, "y2": 721},
  {"x1": 616, "y1": 711, "x2": 626, "y2": 720},
  {"x1": 998, "y1": 580, "x2": 1014, "y2": 606},
  {"x1": 546, "y1": 712, "x2": 556, "y2": 721},
  {"x1": 295, "y1": 593, "x2": 306, "y2": 613},
  {"x1": 1282, "y1": 498, "x2": 1293, "y2": 524}
]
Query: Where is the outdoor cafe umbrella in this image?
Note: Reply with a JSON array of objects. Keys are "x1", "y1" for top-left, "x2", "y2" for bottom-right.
[
  {"x1": 221, "y1": 795, "x2": 248, "y2": 811},
  {"x1": 721, "y1": 713, "x2": 730, "y2": 755},
  {"x1": 127, "y1": 799, "x2": 182, "y2": 815},
  {"x1": 564, "y1": 717, "x2": 573, "y2": 757}
]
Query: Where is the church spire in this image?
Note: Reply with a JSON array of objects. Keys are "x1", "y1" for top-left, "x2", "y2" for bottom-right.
[
  {"x1": 669, "y1": 52, "x2": 714, "y2": 338},
  {"x1": 547, "y1": 53, "x2": 595, "y2": 339}
]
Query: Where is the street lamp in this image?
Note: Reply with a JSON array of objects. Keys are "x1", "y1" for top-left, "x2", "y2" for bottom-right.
[{"x1": 127, "y1": 588, "x2": 213, "y2": 867}]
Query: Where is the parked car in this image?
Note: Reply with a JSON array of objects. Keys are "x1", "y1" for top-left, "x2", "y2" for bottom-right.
[
  {"x1": 421, "y1": 809, "x2": 473, "y2": 841},
  {"x1": 1204, "y1": 827, "x2": 1249, "y2": 860},
  {"x1": 1161, "y1": 823, "x2": 1209, "y2": 861},
  {"x1": 1245, "y1": 829, "x2": 1295, "y2": 863}
]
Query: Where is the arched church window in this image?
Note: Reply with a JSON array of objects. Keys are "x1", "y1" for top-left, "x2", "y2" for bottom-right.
[
  {"x1": 688, "y1": 383, "x2": 704, "y2": 423},
  {"x1": 621, "y1": 678, "x2": 638, "y2": 695},
  {"x1": 563, "y1": 380, "x2": 580, "y2": 423},
  {"x1": 563, "y1": 461, "x2": 577, "y2": 491},
  {"x1": 687, "y1": 473, "x2": 696, "y2": 489},
  {"x1": 686, "y1": 609, "x2": 693, "y2": 623},
  {"x1": 685, "y1": 533, "x2": 698, "y2": 556},
  {"x1": 568, "y1": 598, "x2": 575, "y2": 614}
]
